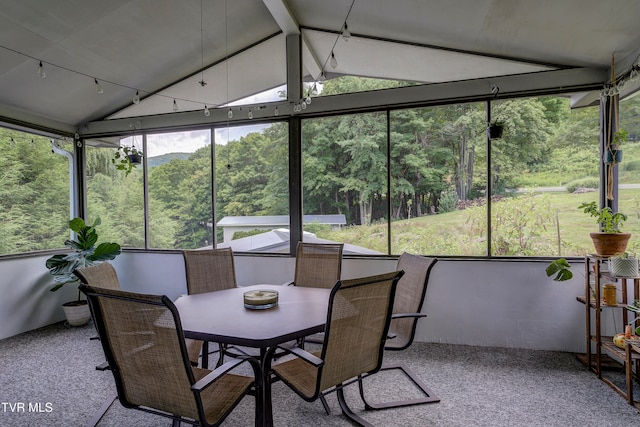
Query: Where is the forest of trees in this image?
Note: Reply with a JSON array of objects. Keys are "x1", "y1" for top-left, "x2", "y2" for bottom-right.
[{"x1": 2, "y1": 77, "x2": 640, "y2": 255}]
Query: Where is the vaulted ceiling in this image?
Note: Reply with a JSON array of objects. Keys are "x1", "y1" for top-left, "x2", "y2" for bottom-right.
[{"x1": 1, "y1": 0, "x2": 640, "y2": 135}]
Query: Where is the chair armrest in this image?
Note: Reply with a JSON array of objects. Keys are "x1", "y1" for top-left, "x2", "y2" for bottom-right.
[
  {"x1": 191, "y1": 357, "x2": 257, "y2": 393},
  {"x1": 391, "y1": 312, "x2": 427, "y2": 320},
  {"x1": 276, "y1": 343, "x2": 324, "y2": 367}
]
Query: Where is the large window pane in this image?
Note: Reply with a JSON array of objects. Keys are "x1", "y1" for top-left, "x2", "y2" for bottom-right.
[
  {"x1": 147, "y1": 130, "x2": 212, "y2": 249},
  {"x1": 302, "y1": 113, "x2": 388, "y2": 255},
  {"x1": 390, "y1": 103, "x2": 486, "y2": 256},
  {"x1": 86, "y1": 137, "x2": 144, "y2": 248},
  {"x1": 490, "y1": 97, "x2": 599, "y2": 256},
  {"x1": 0, "y1": 128, "x2": 70, "y2": 254},
  {"x1": 215, "y1": 123, "x2": 289, "y2": 252}
]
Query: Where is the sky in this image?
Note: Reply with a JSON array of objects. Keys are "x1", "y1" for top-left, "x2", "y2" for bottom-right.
[{"x1": 121, "y1": 86, "x2": 284, "y2": 156}]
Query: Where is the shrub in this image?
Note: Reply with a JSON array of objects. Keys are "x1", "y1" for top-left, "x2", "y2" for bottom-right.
[
  {"x1": 438, "y1": 190, "x2": 458, "y2": 213},
  {"x1": 565, "y1": 177, "x2": 599, "y2": 193}
]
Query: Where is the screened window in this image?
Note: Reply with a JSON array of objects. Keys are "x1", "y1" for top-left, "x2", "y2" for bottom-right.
[
  {"x1": 86, "y1": 136, "x2": 144, "y2": 248},
  {"x1": 214, "y1": 122, "x2": 289, "y2": 252},
  {"x1": 147, "y1": 130, "x2": 212, "y2": 249},
  {"x1": 0, "y1": 128, "x2": 70, "y2": 254}
]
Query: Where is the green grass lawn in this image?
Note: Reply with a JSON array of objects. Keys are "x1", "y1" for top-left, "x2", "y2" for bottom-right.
[{"x1": 317, "y1": 188, "x2": 640, "y2": 256}]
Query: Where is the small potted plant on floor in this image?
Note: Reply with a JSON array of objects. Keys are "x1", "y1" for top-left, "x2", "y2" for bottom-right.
[
  {"x1": 45, "y1": 217, "x2": 121, "y2": 326},
  {"x1": 579, "y1": 201, "x2": 630, "y2": 256}
]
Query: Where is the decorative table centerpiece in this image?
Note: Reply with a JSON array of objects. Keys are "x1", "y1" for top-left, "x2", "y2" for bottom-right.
[{"x1": 243, "y1": 289, "x2": 279, "y2": 310}]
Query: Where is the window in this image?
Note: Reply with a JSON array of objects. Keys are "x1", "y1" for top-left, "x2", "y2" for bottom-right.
[
  {"x1": 147, "y1": 130, "x2": 212, "y2": 249},
  {"x1": 303, "y1": 112, "x2": 389, "y2": 254},
  {"x1": 390, "y1": 103, "x2": 486, "y2": 256},
  {"x1": 86, "y1": 136, "x2": 144, "y2": 248},
  {"x1": 489, "y1": 97, "x2": 600, "y2": 256},
  {"x1": 0, "y1": 127, "x2": 70, "y2": 254},
  {"x1": 214, "y1": 122, "x2": 289, "y2": 252}
]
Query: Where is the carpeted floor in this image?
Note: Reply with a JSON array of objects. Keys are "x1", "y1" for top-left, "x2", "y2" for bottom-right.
[{"x1": 1, "y1": 321, "x2": 640, "y2": 426}]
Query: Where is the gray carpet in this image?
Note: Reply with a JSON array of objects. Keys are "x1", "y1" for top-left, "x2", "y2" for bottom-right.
[{"x1": 1, "y1": 321, "x2": 640, "y2": 427}]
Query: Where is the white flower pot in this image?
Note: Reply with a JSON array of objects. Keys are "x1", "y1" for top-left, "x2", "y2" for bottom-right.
[
  {"x1": 610, "y1": 256, "x2": 639, "y2": 278},
  {"x1": 62, "y1": 300, "x2": 91, "y2": 326}
]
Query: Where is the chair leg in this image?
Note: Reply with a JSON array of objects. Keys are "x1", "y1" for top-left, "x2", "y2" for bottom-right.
[
  {"x1": 336, "y1": 387, "x2": 374, "y2": 427},
  {"x1": 320, "y1": 395, "x2": 331, "y2": 415},
  {"x1": 85, "y1": 394, "x2": 117, "y2": 427},
  {"x1": 358, "y1": 363, "x2": 440, "y2": 410}
]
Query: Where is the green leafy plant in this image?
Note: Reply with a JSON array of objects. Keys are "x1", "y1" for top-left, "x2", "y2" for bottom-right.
[
  {"x1": 578, "y1": 201, "x2": 627, "y2": 233},
  {"x1": 612, "y1": 128, "x2": 628, "y2": 147},
  {"x1": 112, "y1": 145, "x2": 143, "y2": 176},
  {"x1": 45, "y1": 217, "x2": 121, "y2": 296},
  {"x1": 545, "y1": 258, "x2": 576, "y2": 281}
]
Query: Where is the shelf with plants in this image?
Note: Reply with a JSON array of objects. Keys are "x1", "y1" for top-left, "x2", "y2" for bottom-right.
[{"x1": 579, "y1": 255, "x2": 640, "y2": 406}]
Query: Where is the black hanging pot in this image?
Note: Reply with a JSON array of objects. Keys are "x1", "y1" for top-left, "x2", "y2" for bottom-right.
[
  {"x1": 488, "y1": 124, "x2": 504, "y2": 139},
  {"x1": 127, "y1": 154, "x2": 142, "y2": 165}
]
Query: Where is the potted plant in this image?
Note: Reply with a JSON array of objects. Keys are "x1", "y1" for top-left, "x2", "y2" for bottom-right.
[
  {"x1": 45, "y1": 217, "x2": 121, "y2": 326},
  {"x1": 112, "y1": 145, "x2": 143, "y2": 176},
  {"x1": 488, "y1": 121, "x2": 504, "y2": 139},
  {"x1": 609, "y1": 252, "x2": 639, "y2": 277},
  {"x1": 579, "y1": 201, "x2": 630, "y2": 256},
  {"x1": 605, "y1": 128, "x2": 627, "y2": 164}
]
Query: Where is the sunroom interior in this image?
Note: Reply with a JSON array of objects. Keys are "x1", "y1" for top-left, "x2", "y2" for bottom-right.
[{"x1": 3, "y1": 0, "x2": 640, "y2": 386}]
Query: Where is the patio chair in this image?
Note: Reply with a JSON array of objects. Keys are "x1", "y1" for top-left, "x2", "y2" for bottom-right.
[
  {"x1": 289, "y1": 242, "x2": 344, "y2": 288},
  {"x1": 183, "y1": 248, "x2": 238, "y2": 367},
  {"x1": 287, "y1": 242, "x2": 344, "y2": 348},
  {"x1": 80, "y1": 284, "x2": 260, "y2": 427},
  {"x1": 74, "y1": 262, "x2": 202, "y2": 367},
  {"x1": 74, "y1": 262, "x2": 121, "y2": 291},
  {"x1": 357, "y1": 252, "x2": 440, "y2": 409},
  {"x1": 266, "y1": 270, "x2": 404, "y2": 427}
]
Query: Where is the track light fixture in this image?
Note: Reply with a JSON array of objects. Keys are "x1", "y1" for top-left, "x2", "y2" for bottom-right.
[
  {"x1": 37, "y1": 61, "x2": 46, "y2": 78},
  {"x1": 94, "y1": 78, "x2": 104, "y2": 94},
  {"x1": 342, "y1": 22, "x2": 351, "y2": 42}
]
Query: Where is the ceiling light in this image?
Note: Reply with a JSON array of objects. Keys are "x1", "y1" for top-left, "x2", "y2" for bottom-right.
[
  {"x1": 248, "y1": 110, "x2": 253, "y2": 119},
  {"x1": 330, "y1": 52, "x2": 338, "y2": 69},
  {"x1": 94, "y1": 79, "x2": 104, "y2": 94},
  {"x1": 37, "y1": 61, "x2": 46, "y2": 79},
  {"x1": 173, "y1": 99, "x2": 178, "y2": 112},
  {"x1": 342, "y1": 22, "x2": 351, "y2": 42},
  {"x1": 274, "y1": 106, "x2": 279, "y2": 116},
  {"x1": 204, "y1": 105, "x2": 210, "y2": 117},
  {"x1": 132, "y1": 91, "x2": 140, "y2": 104},
  {"x1": 227, "y1": 108, "x2": 233, "y2": 119}
]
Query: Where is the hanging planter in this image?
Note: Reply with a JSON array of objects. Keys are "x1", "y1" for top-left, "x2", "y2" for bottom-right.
[
  {"x1": 604, "y1": 148, "x2": 623, "y2": 164},
  {"x1": 112, "y1": 145, "x2": 143, "y2": 176},
  {"x1": 488, "y1": 122, "x2": 504, "y2": 139}
]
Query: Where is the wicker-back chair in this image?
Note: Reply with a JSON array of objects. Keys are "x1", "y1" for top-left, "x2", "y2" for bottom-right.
[
  {"x1": 183, "y1": 248, "x2": 237, "y2": 295},
  {"x1": 75, "y1": 262, "x2": 202, "y2": 367},
  {"x1": 183, "y1": 248, "x2": 238, "y2": 367},
  {"x1": 358, "y1": 252, "x2": 440, "y2": 410},
  {"x1": 291, "y1": 242, "x2": 343, "y2": 289},
  {"x1": 80, "y1": 284, "x2": 260, "y2": 427},
  {"x1": 74, "y1": 262, "x2": 121, "y2": 290},
  {"x1": 267, "y1": 270, "x2": 403, "y2": 426}
]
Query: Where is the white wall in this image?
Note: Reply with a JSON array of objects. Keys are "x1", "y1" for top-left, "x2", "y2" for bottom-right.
[{"x1": 0, "y1": 253, "x2": 620, "y2": 353}]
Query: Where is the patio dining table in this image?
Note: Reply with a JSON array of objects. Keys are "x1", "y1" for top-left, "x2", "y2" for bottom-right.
[{"x1": 174, "y1": 284, "x2": 330, "y2": 427}]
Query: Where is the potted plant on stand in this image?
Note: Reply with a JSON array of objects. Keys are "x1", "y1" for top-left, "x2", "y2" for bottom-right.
[
  {"x1": 45, "y1": 217, "x2": 121, "y2": 326},
  {"x1": 579, "y1": 201, "x2": 630, "y2": 256}
]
